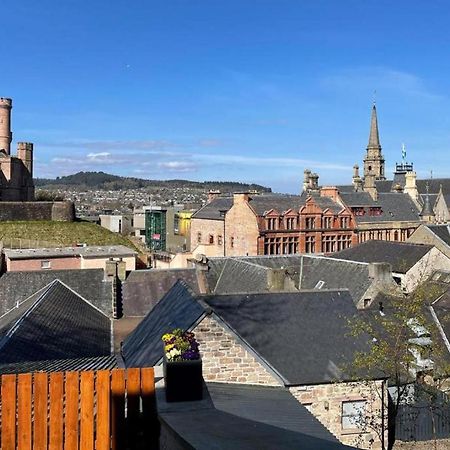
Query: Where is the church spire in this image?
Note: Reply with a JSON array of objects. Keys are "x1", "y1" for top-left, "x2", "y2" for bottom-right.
[
  {"x1": 368, "y1": 104, "x2": 381, "y2": 149},
  {"x1": 363, "y1": 102, "x2": 386, "y2": 180}
]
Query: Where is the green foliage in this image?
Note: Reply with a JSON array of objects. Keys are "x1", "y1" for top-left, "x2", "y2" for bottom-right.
[{"x1": 34, "y1": 190, "x2": 65, "y2": 201}]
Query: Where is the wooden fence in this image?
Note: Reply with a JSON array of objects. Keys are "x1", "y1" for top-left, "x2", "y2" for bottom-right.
[{"x1": 0, "y1": 367, "x2": 157, "y2": 450}]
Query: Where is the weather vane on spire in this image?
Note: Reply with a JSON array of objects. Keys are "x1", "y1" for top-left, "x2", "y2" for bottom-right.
[
  {"x1": 373, "y1": 90, "x2": 377, "y2": 106},
  {"x1": 401, "y1": 143, "x2": 406, "y2": 162}
]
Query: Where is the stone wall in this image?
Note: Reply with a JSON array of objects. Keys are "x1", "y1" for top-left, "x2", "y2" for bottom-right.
[
  {"x1": 290, "y1": 380, "x2": 387, "y2": 450},
  {"x1": 194, "y1": 315, "x2": 280, "y2": 386},
  {"x1": 225, "y1": 193, "x2": 259, "y2": 256},
  {"x1": 0, "y1": 201, "x2": 75, "y2": 222},
  {"x1": 393, "y1": 438, "x2": 450, "y2": 450},
  {"x1": 190, "y1": 218, "x2": 224, "y2": 257}
]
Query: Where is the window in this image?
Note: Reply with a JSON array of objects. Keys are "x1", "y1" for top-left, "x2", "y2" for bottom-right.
[
  {"x1": 342, "y1": 400, "x2": 366, "y2": 430},
  {"x1": 41, "y1": 260, "x2": 51, "y2": 269},
  {"x1": 305, "y1": 236, "x2": 315, "y2": 253},
  {"x1": 230, "y1": 236, "x2": 234, "y2": 248},
  {"x1": 209, "y1": 235, "x2": 214, "y2": 244},
  {"x1": 323, "y1": 216, "x2": 333, "y2": 228},
  {"x1": 285, "y1": 217, "x2": 296, "y2": 230},
  {"x1": 197, "y1": 232, "x2": 202, "y2": 244},
  {"x1": 340, "y1": 217, "x2": 350, "y2": 228},
  {"x1": 322, "y1": 235, "x2": 335, "y2": 253},
  {"x1": 267, "y1": 217, "x2": 277, "y2": 230},
  {"x1": 174, "y1": 214, "x2": 180, "y2": 234},
  {"x1": 218, "y1": 235, "x2": 223, "y2": 246},
  {"x1": 305, "y1": 217, "x2": 315, "y2": 229}
]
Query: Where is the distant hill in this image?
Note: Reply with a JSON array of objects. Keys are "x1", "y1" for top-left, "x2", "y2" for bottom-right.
[{"x1": 35, "y1": 171, "x2": 272, "y2": 192}]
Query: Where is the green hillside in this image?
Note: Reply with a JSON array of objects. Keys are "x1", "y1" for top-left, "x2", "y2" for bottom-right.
[{"x1": 0, "y1": 221, "x2": 139, "y2": 250}]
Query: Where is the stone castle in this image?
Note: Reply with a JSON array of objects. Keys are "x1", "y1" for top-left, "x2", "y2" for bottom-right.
[
  {"x1": 0, "y1": 97, "x2": 74, "y2": 221},
  {"x1": 0, "y1": 97, "x2": 34, "y2": 201}
]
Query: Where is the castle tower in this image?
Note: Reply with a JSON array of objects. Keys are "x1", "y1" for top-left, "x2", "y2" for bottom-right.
[
  {"x1": 363, "y1": 104, "x2": 386, "y2": 180},
  {"x1": 17, "y1": 142, "x2": 33, "y2": 176},
  {"x1": 0, "y1": 98, "x2": 12, "y2": 155}
]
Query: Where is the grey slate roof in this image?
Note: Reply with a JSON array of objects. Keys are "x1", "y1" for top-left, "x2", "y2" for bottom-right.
[
  {"x1": 205, "y1": 290, "x2": 373, "y2": 385},
  {"x1": 249, "y1": 194, "x2": 304, "y2": 215},
  {"x1": 122, "y1": 281, "x2": 205, "y2": 367},
  {"x1": 0, "y1": 355, "x2": 118, "y2": 375},
  {"x1": 358, "y1": 193, "x2": 420, "y2": 223},
  {"x1": 332, "y1": 241, "x2": 433, "y2": 273},
  {"x1": 0, "y1": 280, "x2": 111, "y2": 365},
  {"x1": 207, "y1": 255, "x2": 372, "y2": 305},
  {"x1": 299, "y1": 255, "x2": 372, "y2": 302},
  {"x1": 0, "y1": 269, "x2": 113, "y2": 316},
  {"x1": 427, "y1": 225, "x2": 450, "y2": 247},
  {"x1": 157, "y1": 382, "x2": 355, "y2": 450},
  {"x1": 339, "y1": 191, "x2": 377, "y2": 206},
  {"x1": 122, "y1": 268, "x2": 200, "y2": 317},
  {"x1": 192, "y1": 192, "x2": 343, "y2": 220},
  {"x1": 192, "y1": 197, "x2": 233, "y2": 220}
]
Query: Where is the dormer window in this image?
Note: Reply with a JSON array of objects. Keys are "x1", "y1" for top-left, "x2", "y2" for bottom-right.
[
  {"x1": 305, "y1": 217, "x2": 315, "y2": 229},
  {"x1": 267, "y1": 218, "x2": 277, "y2": 230}
]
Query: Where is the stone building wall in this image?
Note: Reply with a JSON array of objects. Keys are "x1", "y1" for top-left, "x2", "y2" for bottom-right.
[
  {"x1": 0, "y1": 201, "x2": 75, "y2": 222},
  {"x1": 290, "y1": 380, "x2": 387, "y2": 450},
  {"x1": 194, "y1": 315, "x2": 280, "y2": 386},
  {"x1": 189, "y1": 218, "x2": 224, "y2": 257},
  {"x1": 224, "y1": 193, "x2": 259, "y2": 257}
]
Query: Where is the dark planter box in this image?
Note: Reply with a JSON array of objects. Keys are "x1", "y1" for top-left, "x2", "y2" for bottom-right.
[{"x1": 163, "y1": 357, "x2": 203, "y2": 402}]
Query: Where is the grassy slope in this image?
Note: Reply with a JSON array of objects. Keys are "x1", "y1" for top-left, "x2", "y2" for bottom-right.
[{"x1": 0, "y1": 221, "x2": 139, "y2": 250}]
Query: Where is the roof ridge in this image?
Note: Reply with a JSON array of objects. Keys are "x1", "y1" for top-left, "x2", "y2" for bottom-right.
[
  {"x1": 0, "y1": 280, "x2": 59, "y2": 352},
  {"x1": 54, "y1": 279, "x2": 110, "y2": 318}
]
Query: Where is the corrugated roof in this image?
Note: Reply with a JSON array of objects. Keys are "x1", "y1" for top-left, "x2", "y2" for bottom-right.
[{"x1": 0, "y1": 354, "x2": 118, "y2": 375}]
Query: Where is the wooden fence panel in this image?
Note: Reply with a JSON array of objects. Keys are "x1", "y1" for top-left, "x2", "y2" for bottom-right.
[
  {"x1": 80, "y1": 371, "x2": 95, "y2": 450},
  {"x1": 96, "y1": 371, "x2": 111, "y2": 450},
  {"x1": 64, "y1": 371, "x2": 80, "y2": 450},
  {"x1": 33, "y1": 372, "x2": 48, "y2": 450},
  {"x1": 48, "y1": 372, "x2": 64, "y2": 450},
  {"x1": 17, "y1": 373, "x2": 32, "y2": 450},
  {"x1": 111, "y1": 369, "x2": 126, "y2": 450},
  {"x1": 0, "y1": 367, "x2": 156, "y2": 450},
  {"x1": 1, "y1": 374, "x2": 17, "y2": 450}
]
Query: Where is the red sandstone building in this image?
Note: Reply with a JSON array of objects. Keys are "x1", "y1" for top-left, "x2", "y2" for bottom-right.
[{"x1": 190, "y1": 189, "x2": 358, "y2": 257}]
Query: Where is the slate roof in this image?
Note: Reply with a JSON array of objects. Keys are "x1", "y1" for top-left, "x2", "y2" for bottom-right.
[
  {"x1": 249, "y1": 194, "x2": 304, "y2": 215},
  {"x1": 427, "y1": 225, "x2": 450, "y2": 247},
  {"x1": 122, "y1": 268, "x2": 200, "y2": 317},
  {"x1": 192, "y1": 192, "x2": 343, "y2": 220},
  {"x1": 157, "y1": 382, "x2": 355, "y2": 450},
  {"x1": 192, "y1": 197, "x2": 233, "y2": 220},
  {"x1": 206, "y1": 255, "x2": 373, "y2": 305},
  {"x1": 359, "y1": 193, "x2": 421, "y2": 223},
  {"x1": 332, "y1": 241, "x2": 433, "y2": 273},
  {"x1": 339, "y1": 191, "x2": 377, "y2": 206},
  {"x1": 122, "y1": 281, "x2": 205, "y2": 367},
  {"x1": 299, "y1": 255, "x2": 372, "y2": 302},
  {"x1": 0, "y1": 269, "x2": 113, "y2": 316},
  {"x1": 0, "y1": 280, "x2": 111, "y2": 365},
  {"x1": 0, "y1": 355, "x2": 118, "y2": 375},
  {"x1": 205, "y1": 290, "x2": 373, "y2": 385}
]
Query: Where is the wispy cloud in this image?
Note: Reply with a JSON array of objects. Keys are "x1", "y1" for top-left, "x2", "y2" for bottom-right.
[{"x1": 322, "y1": 67, "x2": 443, "y2": 101}]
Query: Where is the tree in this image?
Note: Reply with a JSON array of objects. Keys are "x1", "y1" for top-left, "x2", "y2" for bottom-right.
[{"x1": 348, "y1": 281, "x2": 450, "y2": 450}]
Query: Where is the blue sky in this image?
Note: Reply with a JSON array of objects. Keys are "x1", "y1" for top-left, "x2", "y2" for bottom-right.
[{"x1": 2, "y1": 0, "x2": 450, "y2": 193}]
